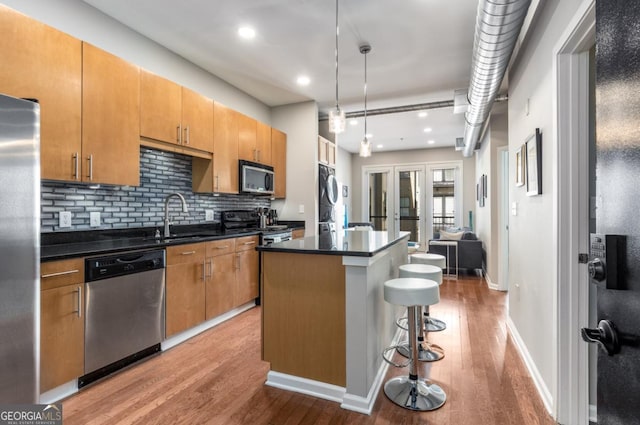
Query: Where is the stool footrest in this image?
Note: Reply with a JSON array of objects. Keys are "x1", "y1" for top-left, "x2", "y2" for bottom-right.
[{"x1": 382, "y1": 345, "x2": 411, "y2": 368}]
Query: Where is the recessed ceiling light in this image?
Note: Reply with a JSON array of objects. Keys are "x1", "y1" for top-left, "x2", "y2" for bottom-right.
[
  {"x1": 296, "y1": 75, "x2": 310, "y2": 86},
  {"x1": 427, "y1": 140, "x2": 435, "y2": 145},
  {"x1": 349, "y1": 119, "x2": 358, "y2": 126},
  {"x1": 377, "y1": 144, "x2": 383, "y2": 149},
  {"x1": 423, "y1": 127, "x2": 432, "y2": 133},
  {"x1": 366, "y1": 133, "x2": 373, "y2": 138},
  {"x1": 418, "y1": 111, "x2": 428, "y2": 118},
  {"x1": 238, "y1": 26, "x2": 256, "y2": 40}
]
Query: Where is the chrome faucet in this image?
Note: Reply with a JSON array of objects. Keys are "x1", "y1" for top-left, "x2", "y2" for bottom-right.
[{"x1": 163, "y1": 192, "x2": 189, "y2": 237}]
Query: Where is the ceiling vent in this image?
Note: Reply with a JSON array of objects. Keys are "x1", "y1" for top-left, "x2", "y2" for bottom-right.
[{"x1": 461, "y1": 0, "x2": 532, "y2": 157}]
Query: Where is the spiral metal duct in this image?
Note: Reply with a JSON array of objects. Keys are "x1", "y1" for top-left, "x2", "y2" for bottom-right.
[{"x1": 462, "y1": 0, "x2": 532, "y2": 157}]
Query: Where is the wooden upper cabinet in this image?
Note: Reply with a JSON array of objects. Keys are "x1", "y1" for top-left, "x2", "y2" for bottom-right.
[
  {"x1": 256, "y1": 121, "x2": 272, "y2": 165},
  {"x1": 272, "y1": 128, "x2": 287, "y2": 199},
  {"x1": 140, "y1": 70, "x2": 182, "y2": 145},
  {"x1": 0, "y1": 5, "x2": 82, "y2": 182},
  {"x1": 237, "y1": 113, "x2": 258, "y2": 162},
  {"x1": 238, "y1": 116, "x2": 271, "y2": 165},
  {"x1": 82, "y1": 43, "x2": 140, "y2": 186},
  {"x1": 213, "y1": 102, "x2": 239, "y2": 193},
  {"x1": 140, "y1": 70, "x2": 213, "y2": 153},
  {"x1": 181, "y1": 87, "x2": 213, "y2": 152}
]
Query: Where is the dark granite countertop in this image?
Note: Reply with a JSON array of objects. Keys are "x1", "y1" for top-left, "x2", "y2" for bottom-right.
[
  {"x1": 256, "y1": 230, "x2": 410, "y2": 257},
  {"x1": 41, "y1": 221, "x2": 304, "y2": 262}
]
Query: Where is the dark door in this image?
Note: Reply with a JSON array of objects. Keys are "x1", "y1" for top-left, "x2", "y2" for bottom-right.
[{"x1": 589, "y1": 2, "x2": 640, "y2": 423}]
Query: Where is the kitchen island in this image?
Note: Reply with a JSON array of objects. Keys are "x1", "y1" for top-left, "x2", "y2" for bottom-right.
[{"x1": 257, "y1": 230, "x2": 409, "y2": 414}]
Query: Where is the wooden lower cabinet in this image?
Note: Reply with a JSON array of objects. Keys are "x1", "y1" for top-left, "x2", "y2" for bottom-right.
[
  {"x1": 40, "y1": 258, "x2": 84, "y2": 393},
  {"x1": 165, "y1": 243, "x2": 206, "y2": 338},
  {"x1": 234, "y1": 236, "x2": 259, "y2": 306},
  {"x1": 205, "y1": 239, "x2": 236, "y2": 319},
  {"x1": 166, "y1": 236, "x2": 259, "y2": 333}
]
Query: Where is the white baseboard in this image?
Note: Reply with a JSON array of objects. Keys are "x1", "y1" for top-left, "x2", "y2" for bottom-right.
[
  {"x1": 590, "y1": 404, "x2": 597, "y2": 423},
  {"x1": 265, "y1": 371, "x2": 346, "y2": 403},
  {"x1": 506, "y1": 316, "x2": 554, "y2": 415},
  {"x1": 341, "y1": 326, "x2": 404, "y2": 415},
  {"x1": 162, "y1": 302, "x2": 255, "y2": 350},
  {"x1": 39, "y1": 380, "x2": 78, "y2": 404},
  {"x1": 484, "y1": 272, "x2": 500, "y2": 291}
]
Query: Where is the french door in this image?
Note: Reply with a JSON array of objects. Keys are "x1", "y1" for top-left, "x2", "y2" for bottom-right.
[
  {"x1": 393, "y1": 166, "x2": 425, "y2": 245},
  {"x1": 363, "y1": 162, "x2": 462, "y2": 247}
]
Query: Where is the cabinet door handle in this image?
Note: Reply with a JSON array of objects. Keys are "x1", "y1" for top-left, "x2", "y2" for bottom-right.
[
  {"x1": 243, "y1": 241, "x2": 256, "y2": 246},
  {"x1": 41, "y1": 269, "x2": 80, "y2": 279},
  {"x1": 181, "y1": 250, "x2": 196, "y2": 255},
  {"x1": 254, "y1": 149, "x2": 257, "y2": 162},
  {"x1": 75, "y1": 286, "x2": 82, "y2": 318},
  {"x1": 202, "y1": 260, "x2": 206, "y2": 281},
  {"x1": 236, "y1": 253, "x2": 241, "y2": 270},
  {"x1": 177, "y1": 124, "x2": 182, "y2": 144},
  {"x1": 72, "y1": 152, "x2": 79, "y2": 180},
  {"x1": 87, "y1": 154, "x2": 93, "y2": 180},
  {"x1": 257, "y1": 149, "x2": 260, "y2": 162},
  {"x1": 208, "y1": 259, "x2": 213, "y2": 277},
  {"x1": 215, "y1": 175, "x2": 220, "y2": 191},
  {"x1": 184, "y1": 126, "x2": 190, "y2": 145},
  {"x1": 215, "y1": 245, "x2": 229, "y2": 249}
]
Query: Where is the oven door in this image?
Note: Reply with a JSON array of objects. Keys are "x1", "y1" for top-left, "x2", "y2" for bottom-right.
[{"x1": 262, "y1": 231, "x2": 292, "y2": 245}]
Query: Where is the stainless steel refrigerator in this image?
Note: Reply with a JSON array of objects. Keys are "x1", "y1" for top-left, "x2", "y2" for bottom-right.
[{"x1": 0, "y1": 93, "x2": 40, "y2": 402}]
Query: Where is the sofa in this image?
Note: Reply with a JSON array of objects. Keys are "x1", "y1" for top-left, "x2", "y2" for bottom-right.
[{"x1": 427, "y1": 229, "x2": 483, "y2": 273}]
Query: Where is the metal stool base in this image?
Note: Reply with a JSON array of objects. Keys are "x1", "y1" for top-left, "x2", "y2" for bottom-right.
[
  {"x1": 384, "y1": 376, "x2": 446, "y2": 411},
  {"x1": 397, "y1": 341, "x2": 445, "y2": 362},
  {"x1": 425, "y1": 316, "x2": 446, "y2": 332}
]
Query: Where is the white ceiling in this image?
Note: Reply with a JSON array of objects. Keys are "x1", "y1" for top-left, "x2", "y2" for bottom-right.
[{"x1": 82, "y1": 0, "x2": 479, "y2": 153}]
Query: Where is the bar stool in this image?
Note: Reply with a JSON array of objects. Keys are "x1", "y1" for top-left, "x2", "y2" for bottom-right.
[
  {"x1": 382, "y1": 278, "x2": 446, "y2": 411},
  {"x1": 409, "y1": 253, "x2": 447, "y2": 332},
  {"x1": 396, "y1": 264, "x2": 444, "y2": 362}
]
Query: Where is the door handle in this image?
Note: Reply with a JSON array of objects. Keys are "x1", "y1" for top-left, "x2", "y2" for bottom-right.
[{"x1": 581, "y1": 319, "x2": 620, "y2": 356}]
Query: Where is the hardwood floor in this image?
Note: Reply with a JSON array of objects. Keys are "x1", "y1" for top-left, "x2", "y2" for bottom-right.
[{"x1": 62, "y1": 274, "x2": 556, "y2": 424}]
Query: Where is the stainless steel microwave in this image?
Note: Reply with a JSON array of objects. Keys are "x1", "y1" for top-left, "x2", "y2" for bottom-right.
[{"x1": 239, "y1": 160, "x2": 274, "y2": 195}]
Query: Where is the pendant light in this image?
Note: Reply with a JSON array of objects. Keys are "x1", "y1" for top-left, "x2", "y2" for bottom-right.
[
  {"x1": 328, "y1": 0, "x2": 346, "y2": 134},
  {"x1": 359, "y1": 44, "x2": 372, "y2": 157}
]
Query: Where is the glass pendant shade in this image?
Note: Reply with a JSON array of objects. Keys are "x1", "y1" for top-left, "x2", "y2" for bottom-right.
[
  {"x1": 329, "y1": 107, "x2": 346, "y2": 134},
  {"x1": 359, "y1": 137, "x2": 371, "y2": 157}
]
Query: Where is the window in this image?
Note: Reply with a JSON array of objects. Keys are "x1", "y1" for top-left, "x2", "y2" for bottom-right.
[{"x1": 432, "y1": 168, "x2": 456, "y2": 234}]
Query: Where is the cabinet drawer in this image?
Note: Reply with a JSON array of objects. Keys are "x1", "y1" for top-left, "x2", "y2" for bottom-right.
[
  {"x1": 41, "y1": 258, "x2": 84, "y2": 291},
  {"x1": 166, "y1": 243, "x2": 206, "y2": 265},
  {"x1": 292, "y1": 229, "x2": 305, "y2": 239},
  {"x1": 206, "y1": 238, "x2": 236, "y2": 257},
  {"x1": 235, "y1": 235, "x2": 259, "y2": 252}
]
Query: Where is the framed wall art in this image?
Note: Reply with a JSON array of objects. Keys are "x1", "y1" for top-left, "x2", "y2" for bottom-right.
[
  {"x1": 515, "y1": 144, "x2": 526, "y2": 187},
  {"x1": 526, "y1": 128, "x2": 542, "y2": 196}
]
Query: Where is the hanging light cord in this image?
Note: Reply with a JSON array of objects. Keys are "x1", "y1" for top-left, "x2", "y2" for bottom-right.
[
  {"x1": 363, "y1": 48, "x2": 367, "y2": 140},
  {"x1": 335, "y1": 0, "x2": 340, "y2": 112}
]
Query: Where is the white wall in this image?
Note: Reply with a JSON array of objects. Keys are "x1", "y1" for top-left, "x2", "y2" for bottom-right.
[
  {"x1": 507, "y1": 0, "x2": 588, "y2": 414},
  {"x1": 475, "y1": 114, "x2": 508, "y2": 287},
  {"x1": 270, "y1": 101, "x2": 319, "y2": 234},
  {"x1": 350, "y1": 147, "x2": 476, "y2": 228},
  {"x1": 2, "y1": 0, "x2": 270, "y2": 122}
]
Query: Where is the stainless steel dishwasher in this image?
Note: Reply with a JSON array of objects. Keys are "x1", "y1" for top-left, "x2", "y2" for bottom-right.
[{"x1": 80, "y1": 249, "x2": 165, "y2": 387}]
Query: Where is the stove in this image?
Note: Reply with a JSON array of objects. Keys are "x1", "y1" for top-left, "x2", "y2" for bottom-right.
[{"x1": 221, "y1": 210, "x2": 292, "y2": 245}]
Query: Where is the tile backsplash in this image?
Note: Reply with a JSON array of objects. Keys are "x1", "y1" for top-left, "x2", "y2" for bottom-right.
[{"x1": 41, "y1": 147, "x2": 270, "y2": 233}]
